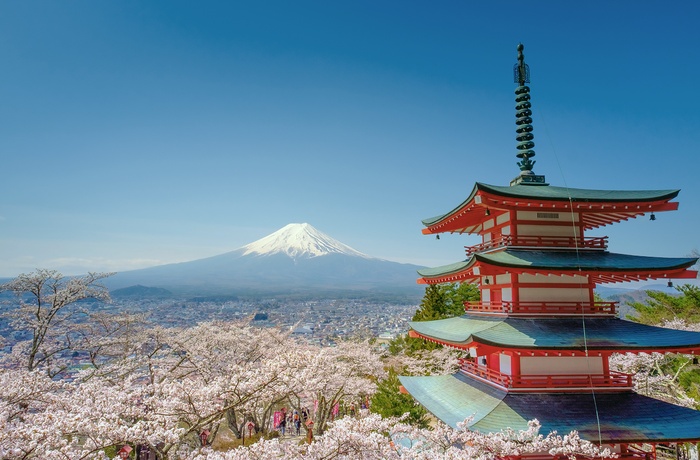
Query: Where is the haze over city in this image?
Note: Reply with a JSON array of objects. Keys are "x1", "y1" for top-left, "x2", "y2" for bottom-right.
[{"x1": 1, "y1": 1, "x2": 698, "y2": 277}]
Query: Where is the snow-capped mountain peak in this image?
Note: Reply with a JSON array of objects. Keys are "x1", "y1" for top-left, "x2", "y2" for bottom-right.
[{"x1": 241, "y1": 223, "x2": 371, "y2": 259}]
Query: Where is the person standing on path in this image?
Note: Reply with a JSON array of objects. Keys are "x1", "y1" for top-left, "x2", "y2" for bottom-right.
[{"x1": 294, "y1": 411, "x2": 301, "y2": 435}]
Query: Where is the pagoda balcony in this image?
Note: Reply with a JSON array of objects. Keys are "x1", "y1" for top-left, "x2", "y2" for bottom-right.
[
  {"x1": 458, "y1": 359, "x2": 633, "y2": 392},
  {"x1": 465, "y1": 300, "x2": 618, "y2": 316},
  {"x1": 504, "y1": 452, "x2": 653, "y2": 460},
  {"x1": 465, "y1": 235, "x2": 608, "y2": 256}
]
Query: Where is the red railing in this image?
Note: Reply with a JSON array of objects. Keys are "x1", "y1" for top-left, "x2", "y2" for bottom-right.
[
  {"x1": 459, "y1": 359, "x2": 513, "y2": 387},
  {"x1": 510, "y1": 372, "x2": 633, "y2": 389},
  {"x1": 465, "y1": 301, "x2": 617, "y2": 316},
  {"x1": 459, "y1": 359, "x2": 633, "y2": 391},
  {"x1": 465, "y1": 235, "x2": 608, "y2": 256},
  {"x1": 501, "y1": 445, "x2": 656, "y2": 460},
  {"x1": 501, "y1": 454, "x2": 651, "y2": 460}
]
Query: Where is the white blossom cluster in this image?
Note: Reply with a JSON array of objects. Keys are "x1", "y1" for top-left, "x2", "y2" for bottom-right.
[
  {"x1": 0, "y1": 321, "x2": 387, "y2": 459},
  {"x1": 609, "y1": 351, "x2": 699, "y2": 408},
  {"x1": 183, "y1": 414, "x2": 612, "y2": 460},
  {"x1": 0, "y1": 324, "x2": 614, "y2": 459},
  {"x1": 0, "y1": 271, "x2": 629, "y2": 459}
]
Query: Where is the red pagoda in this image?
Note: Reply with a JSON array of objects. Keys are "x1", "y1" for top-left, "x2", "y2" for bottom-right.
[{"x1": 399, "y1": 44, "x2": 700, "y2": 459}]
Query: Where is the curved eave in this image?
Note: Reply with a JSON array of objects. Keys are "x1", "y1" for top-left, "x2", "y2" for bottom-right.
[
  {"x1": 478, "y1": 183, "x2": 680, "y2": 203},
  {"x1": 477, "y1": 250, "x2": 698, "y2": 284},
  {"x1": 421, "y1": 184, "x2": 484, "y2": 235},
  {"x1": 422, "y1": 183, "x2": 681, "y2": 234},
  {"x1": 416, "y1": 257, "x2": 478, "y2": 284},
  {"x1": 408, "y1": 315, "x2": 700, "y2": 353},
  {"x1": 399, "y1": 374, "x2": 700, "y2": 443},
  {"x1": 417, "y1": 250, "x2": 698, "y2": 285}
]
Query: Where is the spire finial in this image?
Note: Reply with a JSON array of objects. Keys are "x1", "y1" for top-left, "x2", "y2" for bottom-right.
[
  {"x1": 515, "y1": 43, "x2": 529, "y2": 85},
  {"x1": 510, "y1": 44, "x2": 547, "y2": 186}
]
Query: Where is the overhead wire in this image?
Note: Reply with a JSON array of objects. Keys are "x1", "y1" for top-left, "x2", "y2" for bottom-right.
[{"x1": 534, "y1": 104, "x2": 604, "y2": 448}]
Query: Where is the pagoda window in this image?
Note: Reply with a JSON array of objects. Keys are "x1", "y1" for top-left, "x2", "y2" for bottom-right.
[
  {"x1": 513, "y1": 211, "x2": 583, "y2": 245},
  {"x1": 516, "y1": 224, "x2": 580, "y2": 238},
  {"x1": 518, "y1": 287, "x2": 592, "y2": 303},
  {"x1": 516, "y1": 210, "x2": 579, "y2": 224},
  {"x1": 499, "y1": 353, "x2": 512, "y2": 376},
  {"x1": 517, "y1": 273, "x2": 593, "y2": 304},
  {"x1": 495, "y1": 274, "x2": 511, "y2": 284},
  {"x1": 520, "y1": 356, "x2": 604, "y2": 375},
  {"x1": 501, "y1": 287, "x2": 513, "y2": 302},
  {"x1": 496, "y1": 212, "x2": 510, "y2": 226},
  {"x1": 518, "y1": 273, "x2": 589, "y2": 284}
]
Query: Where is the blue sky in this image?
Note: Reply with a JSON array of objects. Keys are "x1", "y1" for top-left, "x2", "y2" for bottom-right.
[{"x1": 1, "y1": 1, "x2": 699, "y2": 277}]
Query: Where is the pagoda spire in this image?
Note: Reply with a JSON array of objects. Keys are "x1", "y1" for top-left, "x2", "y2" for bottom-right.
[{"x1": 510, "y1": 43, "x2": 547, "y2": 186}]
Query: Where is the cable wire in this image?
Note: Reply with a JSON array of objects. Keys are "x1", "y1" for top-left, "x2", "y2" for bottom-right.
[{"x1": 536, "y1": 105, "x2": 604, "y2": 448}]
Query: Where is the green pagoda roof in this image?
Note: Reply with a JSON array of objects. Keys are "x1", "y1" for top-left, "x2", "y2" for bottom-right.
[
  {"x1": 422, "y1": 183, "x2": 679, "y2": 227},
  {"x1": 417, "y1": 250, "x2": 697, "y2": 278},
  {"x1": 399, "y1": 373, "x2": 700, "y2": 443},
  {"x1": 408, "y1": 315, "x2": 700, "y2": 351},
  {"x1": 478, "y1": 183, "x2": 679, "y2": 203}
]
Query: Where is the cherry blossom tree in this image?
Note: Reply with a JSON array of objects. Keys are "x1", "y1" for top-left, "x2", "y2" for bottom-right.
[
  {"x1": 181, "y1": 413, "x2": 613, "y2": 460},
  {"x1": 0, "y1": 368, "x2": 67, "y2": 459},
  {"x1": 609, "y1": 351, "x2": 698, "y2": 408},
  {"x1": 0, "y1": 323, "x2": 294, "y2": 458},
  {"x1": 0, "y1": 317, "x2": 618, "y2": 459},
  {"x1": 165, "y1": 322, "x2": 298, "y2": 439},
  {"x1": 1, "y1": 269, "x2": 112, "y2": 374},
  {"x1": 286, "y1": 339, "x2": 385, "y2": 435},
  {"x1": 608, "y1": 319, "x2": 700, "y2": 409},
  {"x1": 74, "y1": 311, "x2": 150, "y2": 370}
]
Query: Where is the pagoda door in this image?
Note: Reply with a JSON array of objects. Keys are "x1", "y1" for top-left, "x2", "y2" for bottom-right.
[
  {"x1": 491, "y1": 288, "x2": 502, "y2": 307},
  {"x1": 487, "y1": 228, "x2": 503, "y2": 249}
]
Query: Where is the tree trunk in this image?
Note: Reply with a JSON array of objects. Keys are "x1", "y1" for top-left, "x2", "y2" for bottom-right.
[{"x1": 226, "y1": 407, "x2": 241, "y2": 439}]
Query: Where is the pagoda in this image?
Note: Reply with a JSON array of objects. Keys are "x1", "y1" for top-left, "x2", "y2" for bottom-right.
[{"x1": 399, "y1": 44, "x2": 700, "y2": 459}]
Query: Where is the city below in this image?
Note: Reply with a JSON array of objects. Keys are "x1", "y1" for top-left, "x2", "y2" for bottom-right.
[{"x1": 0, "y1": 296, "x2": 417, "y2": 356}]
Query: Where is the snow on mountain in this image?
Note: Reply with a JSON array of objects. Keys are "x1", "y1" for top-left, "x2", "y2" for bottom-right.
[
  {"x1": 104, "y1": 223, "x2": 423, "y2": 298},
  {"x1": 241, "y1": 223, "x2": 371, "y2": 259}
]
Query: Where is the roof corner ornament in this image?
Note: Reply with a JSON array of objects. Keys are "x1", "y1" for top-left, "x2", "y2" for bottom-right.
[{"x1": 511, "y1": 43, "x2": 547, "y2": 186}]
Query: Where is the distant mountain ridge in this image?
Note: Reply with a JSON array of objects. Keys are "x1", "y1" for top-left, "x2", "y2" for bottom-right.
[{"x1": 105, "y1": 223, "x2": 424, "y2": 299}]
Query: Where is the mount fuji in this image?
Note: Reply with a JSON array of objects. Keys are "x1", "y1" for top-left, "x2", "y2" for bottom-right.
[
  {"x1": 105, "y1": 223, "x2": 425, "y2": 298},
  {"x1": 240, "y1": 223, "x2": 370, "y2": 260}
]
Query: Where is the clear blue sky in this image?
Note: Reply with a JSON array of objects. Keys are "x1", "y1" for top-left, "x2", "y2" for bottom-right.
[{"x1": 1, "y1": 1, "x2": 699, "y2": 277}]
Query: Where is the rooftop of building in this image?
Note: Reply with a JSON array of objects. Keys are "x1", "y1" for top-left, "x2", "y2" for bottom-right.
[
  {"x1": 399, "y1": 372, "x2": 700, "y2": 443},
  {"x1": 408, "y1": 314, "x2": 700, "y2": 352}
]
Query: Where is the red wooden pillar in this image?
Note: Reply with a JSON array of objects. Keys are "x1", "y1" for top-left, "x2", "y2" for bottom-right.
[
  {"x1": 601, "y1": 352, "x2": 610, "y2": 375},
  {"x1": 511, "y1": 352, "x2": 521, "y2": 377}
]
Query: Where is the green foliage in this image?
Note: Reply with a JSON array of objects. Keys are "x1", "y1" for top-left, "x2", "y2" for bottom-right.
[
  {"x1": 388, "y1": 283, "x2": 479, "y2": 355},
  {"x1": 370, "y1": 369, "x2": 429, "y2": 428},
  {"x1": 387, "y1": 283, "x2": 479, "y2": 355},
  {"x1": 678, "y1": 368, "x2": 700, "y2": 391},
  {"x1": 412, "y1": 283, "x2": 480, "y2": 321},
  {"x1": 651, "y1": 355, "x2": 700, "y2": 409},
  {"x1": 411, "y1": 284, "x2": 447, "y2": 321},
  {"x1": 628, "y1": 284, "x2": 700, "y2": 407},
  {"x1": 628, "y1": 284, "x2": 700, "y2": 325},
  {"x1": 387, "y1": 333, "x2": 442, "y2": 355}
]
